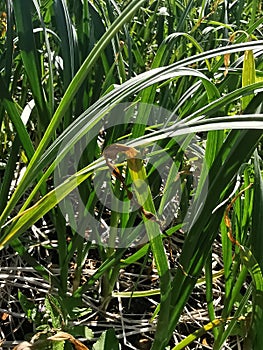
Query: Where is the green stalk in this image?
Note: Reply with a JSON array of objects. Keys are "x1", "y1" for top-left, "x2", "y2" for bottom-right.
[{"x1": 126, "y1": 152, "x2": 172, "y2": 347}]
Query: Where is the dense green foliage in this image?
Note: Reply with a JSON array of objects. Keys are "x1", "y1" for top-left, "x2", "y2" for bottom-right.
[{"x1": 0, "y1": 0, "x2": 263, "y2": 349}]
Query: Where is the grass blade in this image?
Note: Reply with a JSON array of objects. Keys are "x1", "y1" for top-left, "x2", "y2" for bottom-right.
[
  {"x1": 252, "y1": 150, "x2": 263, "y2": 273},
  {"x1": 242, "y1": 49, "x2": 256, "y2": 110},
  {"x1": 13, "y1": 0, "x2": 49, "y2": 125}
]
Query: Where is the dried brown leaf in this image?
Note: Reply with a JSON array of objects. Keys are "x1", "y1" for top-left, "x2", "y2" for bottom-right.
[
  {"x1": 12, "y1": 342, "x2": 32, "y2": 350},
  {"x1": 48, "y1": 332, "x2": 89, "y2": 350}
]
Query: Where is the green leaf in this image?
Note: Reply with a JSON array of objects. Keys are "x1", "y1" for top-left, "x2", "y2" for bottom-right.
[
  {"x1": 252, "y1": 150, "x2": 263, "y2": 273},
  {"x1": 0, "y1": 0, "x2": 148, "y2": 230},
  {"x1": 18, "y1": 290, "x2": 37, "y2": 320},
  {"x1": 0, "y1": 168, "x2": 93, "y2": 249},
  {"x1": 242, "y1": 49, "x2": 256, "y2": 110},
  {"x1": 13, "y1": 0, "x2": 49, "y2": 125},
  {"x1": 52, "y1": 340, "x2": 64, "y2": 350},
  {"x1": 239, "y1": 246, "x2": 263, "y2": 349},
  {"x1": 93, "y1": 329, "x2": 119, "y2": 350},
  {"x1": 0, "y1": 80, "x2": 35, "y2": 160},
  {"x1": 151, "y1": 128, "x2": 263, "y2": 349},
  {"x1": 69, "y1": 325, "x2": 93, "y2": 340},
  {"x1": 45, "y1": 294, "x2": 64, "y2": 329}
]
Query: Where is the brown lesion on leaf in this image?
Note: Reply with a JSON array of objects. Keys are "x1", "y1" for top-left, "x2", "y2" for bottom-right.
[{"x1": 103, "y1": 143, "x2": 159, "y2": 223}]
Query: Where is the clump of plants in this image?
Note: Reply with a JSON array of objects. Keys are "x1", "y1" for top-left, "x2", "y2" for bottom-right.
[{"x1": 0, "y1": 0, "x2": 263, "y2": 349}]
